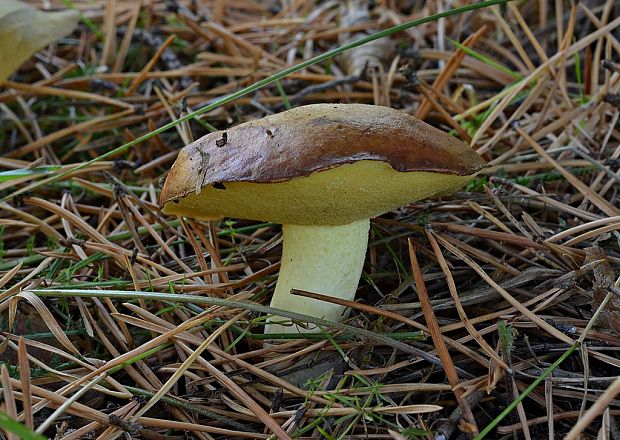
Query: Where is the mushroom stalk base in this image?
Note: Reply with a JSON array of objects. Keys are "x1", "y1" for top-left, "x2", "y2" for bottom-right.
[{"x1": 266, "y1": 219, "x2": 370, "y2": 334}]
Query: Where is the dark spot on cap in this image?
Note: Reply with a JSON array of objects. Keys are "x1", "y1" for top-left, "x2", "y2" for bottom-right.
[
  {"x1": 312, "y1": 117, "x2": 333, "y2": 127},
  {"x1": 215, "y1": 132, "x2": 228, "y2": 147},
  {"x1": 213, "y1": 182, "x2": 226, "y2": 190}
]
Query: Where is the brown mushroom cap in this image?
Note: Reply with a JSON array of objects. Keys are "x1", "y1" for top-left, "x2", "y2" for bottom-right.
[{"x1": 160, "y1": 103, "x2": 486, "y2": 225}]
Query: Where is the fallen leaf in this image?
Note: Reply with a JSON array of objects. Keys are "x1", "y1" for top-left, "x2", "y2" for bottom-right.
[
  {"x1": 0, "y1": 0, "x2": 79, "y2": 84},
  {"x1": 338, "y1": 0, "x2": 392, "y2": 77}
]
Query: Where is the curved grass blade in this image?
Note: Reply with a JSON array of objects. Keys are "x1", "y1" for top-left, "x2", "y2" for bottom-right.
[
  {"x1": 2, "y1": 0, "x2": 514, "y2": 202},
  {"x1": 474, "y1": 342, "x2": 580, "y2": 439},
  {"x1": 0, "y1": 166, "x2": 61, "y2": 183},
  {"x1": 0, "y1": 410, "x2": 46, "y2": 440}
]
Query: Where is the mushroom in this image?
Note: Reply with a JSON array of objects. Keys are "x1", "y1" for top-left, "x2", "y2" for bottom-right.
[{"x1": 159, "y1": 103, "x2": 485, "y2": 334}]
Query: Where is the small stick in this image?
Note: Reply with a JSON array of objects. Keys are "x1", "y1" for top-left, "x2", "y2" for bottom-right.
[
  {"x1": 408, "y1": 239, "x2": 479, "y2": 437},
  {"x1": 416, "y1": 80, "x2": 472, "y2": 143},
  {"x1": 18, "y1": 337, "x2": 33, "y2": 429},
  {"x1": 125, "y1": 34, "x2": 177, "y2": 96}
]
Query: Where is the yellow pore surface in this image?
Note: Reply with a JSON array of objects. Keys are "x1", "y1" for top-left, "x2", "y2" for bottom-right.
[{"x1": 163, "y1": 160, "x2": 476, "y2": 225}]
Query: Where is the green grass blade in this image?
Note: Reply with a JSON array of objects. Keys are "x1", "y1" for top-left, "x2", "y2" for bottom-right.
[
  {"x1": 275, "y1": 79, "x2": 292, "y2": 109},
  {"x1": 573, "y1": 47, "x2": 586, "y2": 104},
  {"x1": 447, "y1": 37, "x2": 522, "y2": 80},
  {"x1": 474, "y1": 341, "x2": 580, "y2": 439},
  {"x1": 2, "y1": 0, "x2": 514, "y2": 202},
  {"x1": 0, "y1": 166, "x2": 62, "y2": 183},
  {"x1": 0, "y1": 411, "x2": 46, "y2": 440}
]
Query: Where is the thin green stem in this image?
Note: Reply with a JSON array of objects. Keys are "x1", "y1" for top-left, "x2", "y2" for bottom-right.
[
  {"x1": 448, "y1": 37, "x2": 522, "y2": 80},
  {"x1": 474, "y1": 341, "x2": 580, "y2": 439},
  {"x1": 0, "y1": 411, "x2": 45, "y2": 440},
  {"x1": 3, "y1": 0, "x2": 514, "y2": 202},
  {"x1": 275, "y1": 80, "x2": 292, "y2": 109}
]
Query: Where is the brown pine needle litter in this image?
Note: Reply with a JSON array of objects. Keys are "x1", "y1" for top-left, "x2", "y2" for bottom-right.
[{"x1": 1, "y1": 1, "x2": 620, "y2": 439}]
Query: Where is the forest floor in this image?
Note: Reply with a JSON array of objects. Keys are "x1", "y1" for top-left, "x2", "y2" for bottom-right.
[{"x1": 1, "y1": 1, "x2": 620, "y2": 439}]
